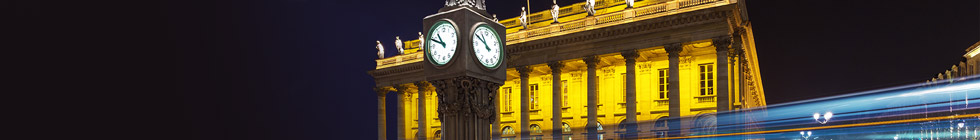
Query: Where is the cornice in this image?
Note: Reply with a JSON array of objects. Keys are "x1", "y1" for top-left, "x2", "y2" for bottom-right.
[{"x1": 505, "y1": 10, "x2": 731, "y2": 55}]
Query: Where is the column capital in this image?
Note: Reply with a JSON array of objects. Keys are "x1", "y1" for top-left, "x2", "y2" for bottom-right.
[
  {"x1": 548, "y1": 61, "x2": 564, "y2": 73},
  {"x1": 621, "y1": 50, "x2": 639, "y2": 63},
  {"x1": 374, "y1": 87, "x2": 393, "y2": 97},
  {"x1": 583, "y1": 56, "x2": 599, "y2": 68},
  {"x1": 414, "y1": 81, "x2": 431, "y2": 91},
  {"x1": 665, "y1": 43, "x2": 684, "y2": 57},
  {"x1": 395, "y1": 84, "x2": 411, "y2": 91},
  {"x1": 713, "y1": 36, "x2": 732, "y2": 51},
  {"x1": 517, "y1": 66, "x2": 532, "y2": 77},
  {"x1": 732, "y1": 26, "x2": 747, "y2": 37}
]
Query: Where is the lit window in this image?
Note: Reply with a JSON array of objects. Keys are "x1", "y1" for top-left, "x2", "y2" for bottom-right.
[
  {"x1": 502, "y1": 87, "x2": 512, "y2": 112},
  {"x1": 530, "y1": 84, "x2": 539, "y2": 110},
  {"x1": 502, "y1": 126, "x2": 515, "y2": 135},
  {"x1": 530, "y1": 124, "x2": 542, "y2": 133},
  {"x1": 561, "y1": 80, "x2": 568, "y2": 107},
  {"x1": 658, "y1": 68, "x2": 669, "y2": 99},
  {"x1": 562, "y1": 122, "x2": 571, "y2": 132},
  {"x1": 699, "y1": 63, "x2": 714, "y2": 95}
]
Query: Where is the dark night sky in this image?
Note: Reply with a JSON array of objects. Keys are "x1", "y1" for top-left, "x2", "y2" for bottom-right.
[{"x1": 76, "y1": 0, "x2": 976, "y2": 139}]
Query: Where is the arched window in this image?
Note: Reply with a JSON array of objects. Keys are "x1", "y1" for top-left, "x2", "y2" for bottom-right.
[
  {"x1": 530, "y1": 124, "x2": 542, "y2": 133},
  {"x1": 596, "y1": 122, "x2": 603, "y2": 131},
  {"x1": 502, "y1": 126, "x2": 515, "y2": 135},
  {"x1": 562, "y1": 122, "x2": 571, "y2": 132},
  {"x1": 653, "y1": 117, "x2": 668, "y2": 138},
  {"x1": 433, "y1": 130, "x2": 442, "y2": 140}
]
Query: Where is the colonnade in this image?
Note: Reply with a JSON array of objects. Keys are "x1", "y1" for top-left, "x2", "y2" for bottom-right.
[{"x1": 376, "y1": 35, "x2": 748, "y2": 140}]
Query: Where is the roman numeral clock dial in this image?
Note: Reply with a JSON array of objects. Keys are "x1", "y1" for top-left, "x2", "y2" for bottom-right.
[
  {"x1": 472, "y1": 24, "x2": 502, "y2": 69},
  {"x1": 426, "y1": 20, "x2": 458, "y2": 66}
]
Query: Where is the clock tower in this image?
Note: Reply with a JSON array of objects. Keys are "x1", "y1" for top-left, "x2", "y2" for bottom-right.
[{"x1": 421, "y1": 0, "x2": 506, "y2": 139}]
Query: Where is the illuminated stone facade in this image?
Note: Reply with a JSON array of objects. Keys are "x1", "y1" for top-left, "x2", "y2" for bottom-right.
[
  {"x1": 369, "y1": 0, "x2": 767, "y2": 139},
  {"x1": 926, "y1": 41, "x2": 980, "y2": 84}
]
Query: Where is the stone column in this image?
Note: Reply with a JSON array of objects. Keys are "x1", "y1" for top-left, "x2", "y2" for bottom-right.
[
  {"x1": 548, "y1": 62, "x2": 565, "y2": 140},
  {"x1": 431, "y1": 77, "x2": 500, "y2": 140},
  {"x1": 714, "y1": 36, "x2": 731, "y2": 112},
  {"x1": 396, "y1": 89, "x2": 406, "y2": 139},
  {"x1": 732, "y1": 28, "x2": 748, "y2": 136},
  {"x1": 375, "y1": 87, "x2": 391, "y2": 140},
  {"x1": 517, "y1": 66, "x2": 532, "y2": 140},
  {"x1": 583, "y1": 56, "x2": 600, "y2": 140},
  {"x1": 622, "y1": 50, "x2": 639, "y2": 138},
  {"x1": 665, "y1": 43, "x2": 683, "y2": 137},
  {"x1": 415, "y1": 82, "x2": 429, "y2": 140}
]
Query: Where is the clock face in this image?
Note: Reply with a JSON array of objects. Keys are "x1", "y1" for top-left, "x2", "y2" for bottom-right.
[
  {"x1": 426, "y1": 20, "x2": 458, "y2": 66},
  {"x1": 472, "y1": 25, "x2": 502, "y2": 69}
]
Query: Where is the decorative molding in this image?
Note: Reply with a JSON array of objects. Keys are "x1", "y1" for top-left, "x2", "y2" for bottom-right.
[{"x1": 432, "y1": 76, "x2": 502, "y2": 123}]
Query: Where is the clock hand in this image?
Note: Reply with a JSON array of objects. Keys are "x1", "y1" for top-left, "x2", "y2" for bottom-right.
[
  {"x1": 476, "y1": 35, "x2": 490, "y2": 51},
  {"x1": 429, "y1": 38, "x2": 444, "y2": 46},
  {"x1": 437, "y1": 35, "x2": 447, "y2": 48}
]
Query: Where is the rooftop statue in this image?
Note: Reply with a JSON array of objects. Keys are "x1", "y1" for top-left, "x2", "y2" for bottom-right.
[
  {"x1": 418, "y1": 32, "x2": 425, "y2": 51},
  {"x1": 584, "y1": 0, "x2": 596, "y2": 16},
  {"x1": 625, "y1": 0, "x2": 634, "y2": 8},
  {"x1": 395, "y1": 36, "x2": 404, "y2": 54},
  {"x1": 552, "y1": 0, "x2": 560, "y2": 23},
  {"x1": 376, "y1": 40, "x2": 385, "y2": 59},
  {"x1": 520, "y1": 7, "x2": 528, "y2": 29}
]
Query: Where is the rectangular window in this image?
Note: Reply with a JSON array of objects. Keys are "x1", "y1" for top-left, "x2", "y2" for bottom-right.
[
  {"x1": 503, "y1": 87, "x2": 512, "y2": 112},
  {"x1": 530, "y1": 84, "x2": 539, "y2": 110},
  {"x1": 561, "y1": 80, "x2": 568, "y2": 107},
  {"x1": 658, "y1": 68, "x2": 669, "y2": 99},
  {"x1": 699, "y1": 63, "x2": 714, "y2": 96}
]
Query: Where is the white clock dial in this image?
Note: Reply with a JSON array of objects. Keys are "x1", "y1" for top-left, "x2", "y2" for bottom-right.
[
  {"x1": 426, "y1": 21, "x2": 458, "y2": 66},
  {"x1": 472, "y1": 25, "x2": 502, "y2": 68}
]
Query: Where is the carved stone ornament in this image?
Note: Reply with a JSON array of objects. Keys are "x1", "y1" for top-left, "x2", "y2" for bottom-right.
[
  {"x1": 665, "y1": 43, "x2": 684, "y2": 57},
  {"x1": 713, "y1": 36, "x2": 731, "y2": 52},
  {"x1": 432, "y1": 76, "x2": 501, "y2": 123},
  {"x1": 445, "y1": 0, "x2": 487, "y2": 10}
]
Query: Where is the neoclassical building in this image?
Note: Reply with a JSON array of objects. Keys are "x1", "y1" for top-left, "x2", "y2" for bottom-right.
[
  {"x1": 925, "y1": 41, "x2": 980, "y2": 85},
  {"x1": 369, "y1": 0, "x2": 767, "y2": 139}
]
